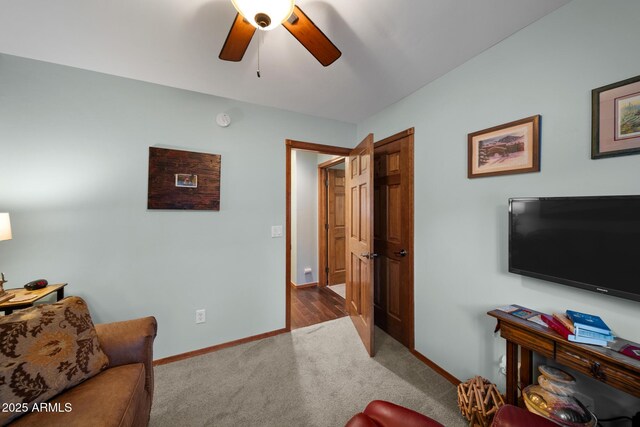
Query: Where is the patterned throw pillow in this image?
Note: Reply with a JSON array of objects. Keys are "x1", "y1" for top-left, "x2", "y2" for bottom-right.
[{"x1": 0, "y1": 296, "x2": 109, "y2": 424}]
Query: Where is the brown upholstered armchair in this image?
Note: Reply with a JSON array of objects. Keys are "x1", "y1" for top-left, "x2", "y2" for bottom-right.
[{"x1": 9, "y1": 316, "x2": 157, "y2": 427}]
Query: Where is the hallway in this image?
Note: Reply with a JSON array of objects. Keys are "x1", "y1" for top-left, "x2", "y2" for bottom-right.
[{"x1": 290, "y1": 285, "x2": 347, "y2": 329}]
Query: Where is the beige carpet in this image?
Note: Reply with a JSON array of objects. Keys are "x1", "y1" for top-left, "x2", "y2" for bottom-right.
[
  {"x1": 151, "y1": 317, "x2": 466, "y2": 427},
  {"x1": 327, "y1": 283, "x2": 346, "y2": 299}
]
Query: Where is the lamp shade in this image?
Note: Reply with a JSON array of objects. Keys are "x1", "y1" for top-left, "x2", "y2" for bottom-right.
[
  {"x1": 231, "y1": 0, "x2": 295, "y2": 31},
  {"x1": 0, "y1": 213, "x2": 12, "y2": 241}
]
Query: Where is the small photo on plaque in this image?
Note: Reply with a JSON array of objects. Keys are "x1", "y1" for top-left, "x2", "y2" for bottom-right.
[{"x1": 175, "y1": 174, "x2": 198, "y2": 188}]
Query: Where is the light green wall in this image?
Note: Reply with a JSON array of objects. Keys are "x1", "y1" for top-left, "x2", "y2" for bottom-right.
[
  {"x1": 358, "y1": 0, "x2": 640, "y2": 412},
  {"x1": 0, "y1": 54, "x2": 355, "y2": 359}
]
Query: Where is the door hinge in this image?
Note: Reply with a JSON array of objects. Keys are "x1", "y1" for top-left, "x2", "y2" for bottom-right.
[
  {"x1": 325, "y1": 267, "x2": 330, "y2": 273},
  {"x1": 325, "y1": 223, "x2": 329, "y2": 230},
  {"x1": 325, "y1": 179, "x2": 329, "y2": 187}
]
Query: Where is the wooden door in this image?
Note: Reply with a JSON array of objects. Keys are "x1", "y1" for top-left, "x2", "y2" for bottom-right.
[
  {"x1": 346, "y1": 134, "x2": 375, "y2": 356},
  {"x1": 327, "y1": 169, "x2": 346, "y2": 285},
  {"x1": 373, "y1": 129, "x2": 414, "y2": 349}
]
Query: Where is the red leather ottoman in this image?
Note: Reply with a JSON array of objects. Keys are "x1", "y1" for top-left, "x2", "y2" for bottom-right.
[
  {"x1": 345, "y1": 400, "x2": 444, "y2": 427},
  {"x1": 491, "y1": 404, "x2": 558, "y2": 427}
]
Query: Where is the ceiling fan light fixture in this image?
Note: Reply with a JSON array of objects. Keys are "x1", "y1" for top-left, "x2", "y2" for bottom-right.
[{"x1": 231, "y1": 0, "x2": 294, "y2": 31}]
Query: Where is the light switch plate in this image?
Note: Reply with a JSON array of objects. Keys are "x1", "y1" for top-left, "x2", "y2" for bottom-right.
[
  {"x1": 195, "y1": 309, "x2": 205, "y2": 324},
  {"x1": 271, "y1": 225, "x2": 283, "y2": 238}
]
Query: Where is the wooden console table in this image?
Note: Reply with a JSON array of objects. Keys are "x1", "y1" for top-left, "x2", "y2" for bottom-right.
[
  {"x1": 0, "y1": 283, "x2": 67, "y2": 315},
  {"x1": 488, "y1": 309, "x2": 640, "y2": 405}
]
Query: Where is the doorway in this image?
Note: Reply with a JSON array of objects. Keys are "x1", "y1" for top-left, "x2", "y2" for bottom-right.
[
  {"x1": 286, "y1": 141, "x2": 350, "y2": 330},
  {"x1": 285, "y1": 132, "x2": 414, "y2": 354},
  {"x1": 318, "y1": 157, "x2": 346, "y2": 300}
]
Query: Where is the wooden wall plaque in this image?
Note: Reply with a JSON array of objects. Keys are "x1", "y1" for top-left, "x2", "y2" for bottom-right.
[{"x1": 148, "y1": 147, "x2": 221, "y2": 210}]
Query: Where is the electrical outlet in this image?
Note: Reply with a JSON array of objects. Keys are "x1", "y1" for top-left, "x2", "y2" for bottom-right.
[{"x1": 195, "y1": 309, "x2": 206, "y2": 324}]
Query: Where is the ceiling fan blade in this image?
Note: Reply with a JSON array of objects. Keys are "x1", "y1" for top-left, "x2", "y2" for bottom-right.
[
  {"x1": 219, "y1": 13, "x2": 256, "y2": 62},
  {"x1": 282, "y1": 5, "x2": 341, "y2": 67}
]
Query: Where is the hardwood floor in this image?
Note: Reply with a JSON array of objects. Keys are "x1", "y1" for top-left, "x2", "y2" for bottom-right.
[{"x1": 290, "y1": 285, "x2": 348, "y2": 329}]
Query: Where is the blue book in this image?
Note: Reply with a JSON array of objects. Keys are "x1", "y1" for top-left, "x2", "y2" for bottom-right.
[
  {"x1": 568, "y1": 334, "x2": 608, "y2": 347},
  {"x1": 574, "y1": 327, "x2": 614, "y2": 342},
  {"x1": 565, "y1": 310, "x2": 611, "y2": 335}
]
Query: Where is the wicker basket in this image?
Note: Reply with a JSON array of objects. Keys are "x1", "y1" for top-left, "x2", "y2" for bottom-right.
[{"x1": 457, "y1": 376, "x2": 505, "y2": 427}]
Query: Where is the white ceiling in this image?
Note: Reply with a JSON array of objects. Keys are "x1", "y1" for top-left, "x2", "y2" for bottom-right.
[{"x1": 0, "y1": 0, "x2": 571, "y2": 123}]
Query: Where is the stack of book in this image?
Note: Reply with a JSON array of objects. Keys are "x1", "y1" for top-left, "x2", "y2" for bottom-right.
[
  {"x1": 542, "y1": 310, "x2": 614, "y2": 347},
  {"x1": 566, "y1": 310, "x2": 614, "y2": 346}
]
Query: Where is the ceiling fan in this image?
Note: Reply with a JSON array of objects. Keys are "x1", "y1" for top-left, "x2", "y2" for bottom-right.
[{"x1": 219, "y1": 0, "x2": 341, "y2": 67}]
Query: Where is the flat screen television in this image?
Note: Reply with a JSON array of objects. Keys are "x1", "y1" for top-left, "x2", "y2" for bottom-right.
[{"x1": 509, "y1": 195, "x2": 640, "y2": 303}]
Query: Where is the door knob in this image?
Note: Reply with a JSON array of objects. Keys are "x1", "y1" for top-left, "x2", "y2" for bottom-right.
[
  {"x1": 360, "y1": 252, "x2": 378, "y2": 259},
  {"x1": 394, "y1": 249, "x2": 408, "y2": 257}
]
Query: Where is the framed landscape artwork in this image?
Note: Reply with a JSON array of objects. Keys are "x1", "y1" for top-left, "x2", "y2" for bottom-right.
[
  {"x1": 148, "y1": 147, "x2": 221, "y2": 210},
  {"x1": 468, "y1": 115, "x2": 540, "y2": 179},
  {"x1": 592, "y1": 74, "x2": 640, "y2": 159}
]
